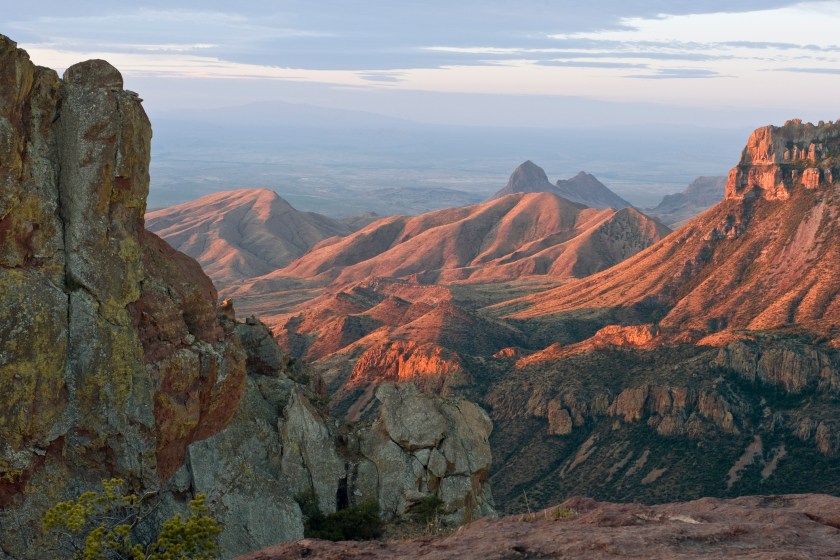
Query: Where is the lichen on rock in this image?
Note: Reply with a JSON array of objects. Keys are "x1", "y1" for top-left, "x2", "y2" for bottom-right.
[{"x1": 0, "y1": 35, "x2": 246, "y2": 558}]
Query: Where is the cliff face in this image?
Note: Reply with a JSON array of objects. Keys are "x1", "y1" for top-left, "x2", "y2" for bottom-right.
[
  {"x1": 163, "y1": 320, "x2": 495, "y2": 557},
  {"x1": 0, "y1": 36, "x2": 496, "y2": 559},
  {"x1": 0, "y1": 36, "x2": 246, "y2": 556},
  {"x1": 726, "y1": 119, "x2": 840, "y2": 200}
]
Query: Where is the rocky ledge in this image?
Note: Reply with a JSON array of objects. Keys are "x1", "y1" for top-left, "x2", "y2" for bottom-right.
[{"x1": 237, "y1": 493, "x2": 840, "y2": 560}]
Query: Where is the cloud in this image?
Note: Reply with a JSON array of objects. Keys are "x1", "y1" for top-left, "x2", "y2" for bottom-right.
[
  {"x1": 538, "y1": 60, "x2": 649, "y2": 69},
  {"x1": 626, "y1": 68, "x2": 724, "y2": 79},
  {"x1": 777, "y1": 66, "x2": 840, "y2": 74},
  {"x1": 358, "y1": 72, "x2": 404, "y2": 83}
]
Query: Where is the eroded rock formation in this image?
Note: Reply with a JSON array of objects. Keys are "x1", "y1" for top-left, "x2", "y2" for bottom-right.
[
  {"x1": 0, "y1": 35, "x2": 247, "y2": 557},
  {"x1": 163, "y1": 326, "x2": 496, "y2": 557},
  {"x1": 727, "y1": 119, "x2": 840, "y2": 200}
]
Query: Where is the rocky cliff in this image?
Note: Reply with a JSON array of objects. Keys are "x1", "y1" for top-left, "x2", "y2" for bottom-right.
[
  {"x1": 726, "y1": 119, "x2": 840, "y2": 201},
  {"x1": 0, "y1": 36, "x2": 248, "y2": 557},
  {"x1": 159, "y1": 322, "x2": 495, "y2": 556}
]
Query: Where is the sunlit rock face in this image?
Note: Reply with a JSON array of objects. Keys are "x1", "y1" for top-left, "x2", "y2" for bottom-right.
[
  {"x1": 0, "y1": 34, "x2": 246, "y2": 557},
  {"x1": 726, "y1": 119, "x2": 840, "y2": 201}
]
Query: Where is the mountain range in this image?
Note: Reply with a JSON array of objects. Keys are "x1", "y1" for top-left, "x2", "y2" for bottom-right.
[
  {"x1": 506, "y1": 121, "x2": 839, "y2": 346},
  {"x1": 254, "y1": 119, "x2": 840, "y2": 515},
  {"x1": 4, "y1": 32, "x2": 840, "y2": 560}
]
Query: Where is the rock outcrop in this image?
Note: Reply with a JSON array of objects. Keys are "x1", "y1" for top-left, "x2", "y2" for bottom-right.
[
  {"x1": 354, "y1": 384, "x2": 494, "y2": 522},
  {"x1": 488, "y1": 160, "x2": 556, "y2": 198},
  {"x1": 348, "y1": 341, "x2": 468, "y2": 392},
  {"x1": 162, "y1": 333, "x2": 496, "y2": 557},
  {"x1": 0, "y1": 39, "x2": 499, "y2": 558},
  {"x1": 0, "y1": 36, "x2": 246, "y2": 557},
  {"x1": 726, "y1": 119, "x2": 840, "y2": 201}
]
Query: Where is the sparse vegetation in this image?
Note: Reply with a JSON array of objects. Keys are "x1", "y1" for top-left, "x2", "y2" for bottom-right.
[
  {"x1": 298, "y1": 491, "x2": 383, "y2": 541},
  {"x1": 43, "y1": 478, "x2": 222, "y2": 560},
  {"x1": 407, "y1": 495, "x2": 445, "y2": 524}
]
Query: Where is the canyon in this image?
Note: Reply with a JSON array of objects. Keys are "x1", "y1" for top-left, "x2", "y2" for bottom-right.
[{"x1": 1, "y1": 32, "x2": 839, "y2": 560}]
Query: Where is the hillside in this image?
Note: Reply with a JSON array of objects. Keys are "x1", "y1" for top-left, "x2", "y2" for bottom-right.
[
  {"x1": 554, "y1": 171, "x2": 634, "y2": 209},
  {"x1": 256, "y1": 191, "x2": 668, "y2": 288},
  {"x1": 146, "y1": 188, "x2": 351, "y2": 286}
]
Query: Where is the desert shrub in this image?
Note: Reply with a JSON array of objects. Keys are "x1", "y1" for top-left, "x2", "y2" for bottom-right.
[
  {"x1": 43, "y1": 478, "x2": 222, "y2": 559},
  {"x1": 301, "y1": 497, "x2": 383, "y2": 541},
  {"x1": 407, "y1": 495, "x2": 445, "y2": 524}
]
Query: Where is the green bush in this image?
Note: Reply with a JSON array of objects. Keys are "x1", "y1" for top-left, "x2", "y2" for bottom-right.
[
  {"x1": 43, "y1": 478, "x2": 222, "y2": 559},
  {"x1": 302, "y1": 498, "x2": 383, "y2": 541},
  {"x1": 407, "y1": 495, "x2": 445, "y2": 524}
]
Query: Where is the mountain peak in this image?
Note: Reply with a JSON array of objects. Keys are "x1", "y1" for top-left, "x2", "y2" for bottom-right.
[
  {"x1": 488, "y1": 163, "x2": 631, "y2": 209},
  {"x1": 507, "y1": 160, "x2": 553, "y2": 191},
  {"x1": 726, "y1": 119, "x2": 840, "y2": 201},
  {"x1": 146, "y1": 188, "x2": 351, "y2": 285},
  {"x1": 555, "y1": 171, "x2": 633, "y2": 209}
]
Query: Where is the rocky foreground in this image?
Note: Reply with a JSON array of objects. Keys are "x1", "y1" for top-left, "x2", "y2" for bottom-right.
[{"x1": 238, "y1": 494, "x2": 840, "y2": 559}]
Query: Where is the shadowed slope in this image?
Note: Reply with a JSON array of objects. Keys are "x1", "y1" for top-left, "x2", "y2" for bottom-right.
[
  {"x1": 554, "y1": 171, "x2": 633, "y2": 209},
  {"x1": 646, "y1": 176, "x2": 726, "y2": 227}
]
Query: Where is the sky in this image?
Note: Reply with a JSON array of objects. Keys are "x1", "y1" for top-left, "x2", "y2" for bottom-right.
[{"x1": 5, "y1": 1, "x2": 840, "y2": 128}]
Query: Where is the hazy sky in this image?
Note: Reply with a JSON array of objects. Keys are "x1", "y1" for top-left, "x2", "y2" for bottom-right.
[{"x1": 7, "y1": 1, "x2": 840, "y2": 127}]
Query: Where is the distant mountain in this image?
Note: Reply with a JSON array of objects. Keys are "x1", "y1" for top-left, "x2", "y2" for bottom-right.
[
  {"x1": 489, "y1": 160, "x2": 557, "y2": 198},
  {"x1": 506, "y1": 121, "x2": 839, "y2": 345},
  {"x1": 646, "y1": 176, "x2": 726, "y2": 227},
  {"x1": 554, "y1": 171, "x2": 633, "y2": 209},
  {"x1": 146, "y1": 189, "x2": 351, "y2": 286},
  {"x1": 257, "y1": 191, "x2": 669, "y2": 287},
  {"x1": 488, "y1": 161, "x2": 632, "y2": 209}
]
